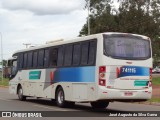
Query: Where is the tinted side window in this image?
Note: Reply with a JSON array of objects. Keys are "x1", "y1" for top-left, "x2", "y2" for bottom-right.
[
  {"x1": 18, "y1": 53, "x2": 24, "y2": 69},
  {"x1": 38, "y1": 49, "x2": 44, "y2": 67},
  {"x1": 88, "y1": 40, "x2": 97, "y2": 65},
  {"x1": 23, "y1": 53, "x2": 27, "y2": 68},
  {"x1": 27, "y1": 52, "x2": 33, "y2": 68},
  {"x1": 33, "y1": 51, "x2": 38, "y2": 68},
  {"x1": 73, "y1": 44, "x2": 81, "y2": 66},
  {"x1": 44, "y1": 49, "x2": 49, "y2": 67},
  {"x1": 64, "y1": 44, "x2": 73, "y2": 66},
  {"x1": 81, "y1": 42, "x2": 89, "y2": 65},
  {"x1": 50, "y1": 48, "x2": 58, "y2": 67},
  {"x1": 57, "y1": 46, "x2": 64, "y2": 67}
]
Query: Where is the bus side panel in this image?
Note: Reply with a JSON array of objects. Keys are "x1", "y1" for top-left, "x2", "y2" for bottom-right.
[
  {"x1": 28, "y1": 69, "x2": 52, "y2": 98},
  {"x1": 48, "y1": 66, "x2": 97, "y2": 101},
  {"x1": 51, "y1": 67, "x2": 95, "y2": 83},
  {"x1": 71, "y1": 83, "x2": 97, "y2": 102},
  {"x1": 10, "y1": 67, "x2": 97, "y2": 102}
]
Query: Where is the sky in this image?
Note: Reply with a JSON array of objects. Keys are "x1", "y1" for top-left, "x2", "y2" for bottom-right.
[{"x1": 0, "y1": 0, "x2": 87, "y2": 60}]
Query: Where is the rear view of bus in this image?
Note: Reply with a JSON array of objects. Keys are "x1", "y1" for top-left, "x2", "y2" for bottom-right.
[{"x1": 97, "y1": 33, "x2": 152, "y2": 102}]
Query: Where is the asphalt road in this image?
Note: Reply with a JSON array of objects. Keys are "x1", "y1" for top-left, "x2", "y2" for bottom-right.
[{"x1": 0, "y1": 87, "x2": 160, "y2": 120}]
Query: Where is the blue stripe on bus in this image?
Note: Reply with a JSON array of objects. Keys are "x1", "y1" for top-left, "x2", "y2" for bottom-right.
[{"x1": 51, "y1": 66, "x2": 95, "y2": 83}]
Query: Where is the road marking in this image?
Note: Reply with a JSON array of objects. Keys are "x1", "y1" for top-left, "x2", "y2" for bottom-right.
[
  {"x1": 33, "y1": 104, "x2": 70, "y2": 111},
  {"x1": 0, "y1": 98, "x2": 12, "y2": 102},
  {"x1": 0, "y1": 91, "x2": 8, "y2": 93}
]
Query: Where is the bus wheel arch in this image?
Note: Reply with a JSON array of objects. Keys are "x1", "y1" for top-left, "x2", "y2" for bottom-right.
[
  {"x1": 17, "y1": 84, "x2": 22, "y2": 94},
  {"x1": 55, "y1": 85, "x2": 62, "y2": 101},
  {"x1": 55, "y1": 85, "x2": 75, "y2": 108},
  {"x1": 55, "y1": 85, "x2": 66, "y2": 107},
  {"x1": 55, "y1": 85, "x2": 62, "y2": 96},
  {"x1": 17, "y1": 84, "x2": 26, "y2": 101}
]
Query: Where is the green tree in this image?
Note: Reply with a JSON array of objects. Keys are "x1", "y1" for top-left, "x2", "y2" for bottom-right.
[
  {"x1": 79, "y1": 0, "x2": 118, "y2": 36},
  {"x1": 0, "y1": 60, "x2": 7, "y2": 67},
  {"x1": 80, "y1": 0, "x2": 160, "y2": 65},
  {"x1": 80, "y1": 0, "x2": 159, "y2": 36},
  {"x1": 117, "y1": 0, "x2": 158, "y2": 36},
  {"x1": 117, "y1": 0, "x2": 160, "y2": 66}
]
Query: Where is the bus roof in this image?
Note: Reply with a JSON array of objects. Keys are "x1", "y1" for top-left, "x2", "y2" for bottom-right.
[
  {"x1": 12, "y1": 32, "x2": 150, "y2": 56},
  {"x1": 8, "y1": 56, "x2": 17, "y2": 60}
]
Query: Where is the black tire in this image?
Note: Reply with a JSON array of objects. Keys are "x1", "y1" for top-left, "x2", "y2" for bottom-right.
[
  {"x1": 91, "y1": 101, "x2": 109, "y2": 109},
  {"x1": 56, "y1": 87, "x2": 67, "y2": 107},
  {"x1": 17, "y1": 86, "x2": 26, "y2": 101}
]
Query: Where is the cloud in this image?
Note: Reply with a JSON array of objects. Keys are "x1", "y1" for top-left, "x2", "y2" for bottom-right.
[
  {"x1": 0, "y1": 7, "x2": 87, "y2": 59},
  {"x1": 0, "y1": 0, "x2": 87, "y2": 59},
  {"x1": 0, "y1": 0, "x2": 85, "y2": 15}
]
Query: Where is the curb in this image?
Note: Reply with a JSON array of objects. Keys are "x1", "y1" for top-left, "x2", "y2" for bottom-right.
[
  {"x1": 151, "y1": 102, "x2": 160, "y2": 106},
  {"x1": 146, "y1": 102, "x2": 160, "y2": 106},
  {"x1": 137, "y1": 102, "x2": 160, "y2": 106}
]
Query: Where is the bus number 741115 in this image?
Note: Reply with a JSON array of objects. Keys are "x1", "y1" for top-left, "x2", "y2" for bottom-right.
[{"x1": 122, "y1": 68, "x2": 136, "y2": 73}]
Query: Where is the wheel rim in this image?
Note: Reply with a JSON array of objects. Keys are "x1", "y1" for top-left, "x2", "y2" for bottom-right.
[
  {"x1": 18, "y1": 88, "x2": 23, "y2": 99},
  {"x1": 58, "y1": 90, "x2": 64, "y2": 104}
]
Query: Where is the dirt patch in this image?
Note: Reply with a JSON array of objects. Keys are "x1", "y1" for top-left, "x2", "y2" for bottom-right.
[{"x1": 152, "y1": 85, "x2": 160, "y2": 98}]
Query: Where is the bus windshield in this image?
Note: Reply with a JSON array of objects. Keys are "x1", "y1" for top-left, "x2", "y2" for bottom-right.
[{"x1": 103, "y1": 35, "x2": 151, "y2": 60}]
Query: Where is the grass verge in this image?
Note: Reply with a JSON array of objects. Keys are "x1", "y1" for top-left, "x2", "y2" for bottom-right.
[
  {"x1": 152, "y1": 77, "x2": 160, "y2": 85},
  {"x1": 148, "y1": 98, "x2": 160, "y2": 103},
  {"x1": 0, "y1": 77, "x2": 9, "y2": 86}
]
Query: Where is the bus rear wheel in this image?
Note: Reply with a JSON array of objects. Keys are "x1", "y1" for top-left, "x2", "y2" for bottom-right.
[
  {"x1": 90, "y1": 101, "x2": 109, "y2": 109},
  {"x1": 17, "y1": 86, "x2": 26, "y2": 101}
]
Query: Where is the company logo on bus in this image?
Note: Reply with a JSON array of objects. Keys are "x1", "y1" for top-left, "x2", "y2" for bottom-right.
[
  {"x1": 116, "y1": 66, "x2": 149, "y2": 78},
  {"x1": 29, "y1": 71, "x2": 41, "y2": 80}
]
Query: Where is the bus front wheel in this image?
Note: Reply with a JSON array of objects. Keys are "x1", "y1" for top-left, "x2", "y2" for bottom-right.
[
  {"x1": 56, "y1": 87, "x2": 67, "y2": 107},
  {"x1": 17, "y1": 86, "x2": 26, "y2": 101},
  {"x1": 55, "y1": 87, "x2": 75, "y2": 108},
  {"x1": 90, "y1": 101, "x2": 109, "y2": 109}
]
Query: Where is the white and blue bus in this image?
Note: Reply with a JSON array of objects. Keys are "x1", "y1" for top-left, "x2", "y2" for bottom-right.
[{"x1": 9, "y1": 32, "x2": 152, "y2": 109}]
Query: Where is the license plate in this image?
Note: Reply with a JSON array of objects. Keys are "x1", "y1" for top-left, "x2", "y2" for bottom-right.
[{"x1": 124, "y1": 92, "x2": 133, "y2": 96}]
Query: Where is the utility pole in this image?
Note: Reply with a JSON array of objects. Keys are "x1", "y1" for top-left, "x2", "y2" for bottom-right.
[
  {"x1": 0, "y1": 32, "x2": 3, "y2": 83},
  {"x1": 87, "y1": 0, "x2": 90, "y2": 35},
  {"x1": 23, "y1": 43, "x2": 31, "y2": 48}
]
